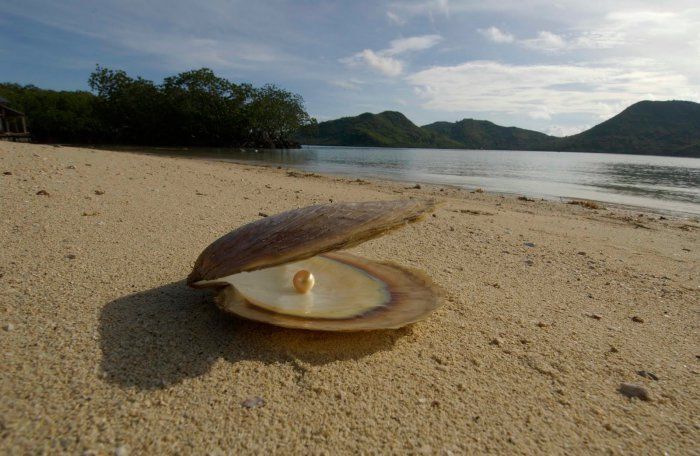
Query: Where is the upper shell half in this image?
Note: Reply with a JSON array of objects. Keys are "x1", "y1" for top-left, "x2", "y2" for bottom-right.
[{"x1": 187, "y1": 199, "x2": 437, "y2": 287}]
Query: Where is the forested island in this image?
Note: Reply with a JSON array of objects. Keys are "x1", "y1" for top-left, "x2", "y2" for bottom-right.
[
  {"x1": 1, "y1": 68, "x2": 698, "y2": 156},
  {"x1": 297, "y1": 100, "x2": 700, "y2": 157},
  {"x1": 0, "y1": 67, "x2": 312, "y2": 148}
]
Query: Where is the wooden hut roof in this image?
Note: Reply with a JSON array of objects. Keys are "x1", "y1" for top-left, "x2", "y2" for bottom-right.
[{"x1": 0, "y1": 99, "x2": 25, "y2": 116}]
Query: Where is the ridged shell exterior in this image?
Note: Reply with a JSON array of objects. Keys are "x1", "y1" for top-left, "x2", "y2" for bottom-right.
[{"x1": 188, "y1": 199, "x2": 436, "y2": 286}]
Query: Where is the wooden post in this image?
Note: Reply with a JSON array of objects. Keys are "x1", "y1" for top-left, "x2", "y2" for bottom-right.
[{"x1": 21, "y1": 116, "x2": 27, "y2": 134}]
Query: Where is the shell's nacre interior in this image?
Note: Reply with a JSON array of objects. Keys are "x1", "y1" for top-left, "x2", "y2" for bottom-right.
[{"x1": 219, "y1": 256, "x2": 390, "y2": 319}]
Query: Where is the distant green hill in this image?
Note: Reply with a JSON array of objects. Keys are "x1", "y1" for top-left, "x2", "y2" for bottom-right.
[
  {"x1": 557, "y1": 100, "x2": 700, "y2": 156},
  {"x1": 295, "y1": 111, "x2": 463, "y2": 148},
  {"x1": 422, "y1": 118, "x2": 554, "y2": 150},
  {"x1": 297, "y1": 100, "x2": 700, "y2": 157}
]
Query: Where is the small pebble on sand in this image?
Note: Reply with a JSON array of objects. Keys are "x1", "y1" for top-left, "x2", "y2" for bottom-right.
[
  {"x1": 631, "y1": 316, "x2": 644, "y2": 323},
  {"x1": 115, "y1": 445, "x2": 129, "y2": 456},
  {"x1": 618, "y1": 383, "x2": 651, "y2": 401},
  {"x1": 66, "y1": 254, "x2": 77, "y2": 260},
  {"x1": 36, "y1": 190, "x2": 50, "y2": 196},
  {"x1": 3, "y1": 171, "x2": 12, "y2": 175},
  {"x1": 3, "y1": 323, "x2": 14, "y2": 331},
  {"x1": 258, "y1": 212, "x2": 269, "y2": 217},
  {"x1": 637, "y1": 370, "x2": 659, "y2": 381},
  {"x1": 94, "y1": 190, "x2": 105, "y2": 195},
  {"x1": 241, "y1": 396, "x2": 264, "y2": 409}
]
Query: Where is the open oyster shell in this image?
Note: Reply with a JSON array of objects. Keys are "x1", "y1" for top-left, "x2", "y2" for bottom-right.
[{"x1": 188, "y1": 199, "x2": 441, "y2": 331}]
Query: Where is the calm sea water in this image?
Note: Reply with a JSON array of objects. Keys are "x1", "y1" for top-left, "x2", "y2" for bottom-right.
[{"x1": 127, "y1": 145, "x2": 700, "y2": 216}]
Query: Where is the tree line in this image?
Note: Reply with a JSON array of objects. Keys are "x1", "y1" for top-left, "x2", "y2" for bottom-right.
[{"x1": 0, "y1": 66, "x2": 314, "y2": 148}]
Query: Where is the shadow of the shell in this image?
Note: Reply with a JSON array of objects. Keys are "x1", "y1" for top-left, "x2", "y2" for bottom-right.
[{"x1": 99, "y1": 281, "x2": 411, "y2": 390}]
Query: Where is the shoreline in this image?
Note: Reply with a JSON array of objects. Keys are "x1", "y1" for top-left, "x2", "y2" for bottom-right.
[
  {"x1": 213, "y1": 157, "x2": 697, "y2": 220},
  {"x1": 1, "y1": 142, "x2": 698, "y2": 454},
  {"x1": 86, "y1": 143, "x2": 700, "y2": 219}
]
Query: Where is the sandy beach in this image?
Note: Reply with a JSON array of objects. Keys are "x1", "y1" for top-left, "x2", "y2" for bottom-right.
[{"x1": 1, "y1": 142, "x2": 698, "y2": 454}]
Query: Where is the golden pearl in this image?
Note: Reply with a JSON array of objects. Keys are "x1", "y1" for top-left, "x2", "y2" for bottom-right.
[{"x1": 292, "y1": 269, "x2": 315, "y2": 293}]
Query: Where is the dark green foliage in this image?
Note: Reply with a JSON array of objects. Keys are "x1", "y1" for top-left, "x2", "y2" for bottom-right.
[
  {"x1": 0, "y1": 83, "x2": 103, "y2": 142},
  {"x1": 3, "y1": 72, "x2": 697, "y2": 157},
  {"x1": 1, "y1": 66, "x2": 312, "y2": 148},
  {"x1": 557, "y1": 101, "x2": 700, "y2": 156},
  {"x1": 243, "y1": 84, "x2": 312, "y2": 148},
  {"x1": 88, "y1": 67, "x2": 164, "y2": 144},
  {"x1": 423, "y1": 119, "x2": 553, "y2": 150},
  {"x1": 298, "y1": 101, "x2": 700, "y2": 157},
  {"x1": 296, "y1": 111, "x2": 462, "y2": 148}
]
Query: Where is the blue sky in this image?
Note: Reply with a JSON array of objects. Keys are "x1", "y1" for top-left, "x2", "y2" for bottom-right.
[{"x1": 2, "y1": 0, "x2": 699, "y2": 136}]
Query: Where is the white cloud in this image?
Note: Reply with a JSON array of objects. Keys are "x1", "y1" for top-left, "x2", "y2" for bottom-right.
[
  {"x1": 546, "y1": 124, "x2": 590, "y2": 137},
  {"x1": 343, "y1": 49, "x2": 403, "y2": 77},
  {"x1": 406, "y1": 59, "x2": 699, "y2": 118},
  {"x1": 343, "y1": 34, "x2": 442, "y2": 76},
  {"x1": 520, "y1": 30, "x2": 627, "y2": 52},
  {"x1": 385, "y1": 35, "x2": 443, "y2": 55},
  {"x1": 330, "y1": 79, "x2": 363, "y2": 90},
  {"x1": 118, "y1": 34, "x2": 284, "y2": 69},
  {"x1": 605, "y1": 10, "x2": 677, "y2": 28},
  {"x1": 521, "y1": 31, "x2": 568, "y2": 52},
  {"x1": 528, "y1": 106, "x2": 552, "y2": 120},
  {"x1": 5, "y1": 0, "x2": 700, "y2": 130},
  {"x1": 480, "y1": 27, "x2": 618, "y2": 53},
  {"x1": 386, "y1": 11, "x2": 406, "y2": 25},
  {"x1": 478, "y1": 26, "x2": 514, "y2": 44},
  {"x1": 479, "y1": 7, "x2": 700, "y2": 58},
  {"x1": 387, "y1": 0, "x2": 450, "y2": 23},
  {"x1": 1, "y1": 0, "x2": 310, "y2": 72}
]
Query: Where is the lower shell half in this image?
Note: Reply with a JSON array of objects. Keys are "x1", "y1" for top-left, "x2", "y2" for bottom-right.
[{"x1": 212, "y1": 252, "x2": 441, "y2": 331}]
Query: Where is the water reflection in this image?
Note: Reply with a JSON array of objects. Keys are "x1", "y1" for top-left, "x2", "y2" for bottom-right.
[
  {"x1": 104, "y1": 145, "x2": 700, "y2": 215},
  {"x1": 591, "y1": 162, "x2": 700, "y2": 205},
  {"x1": 597, "y1": 162, "x2": 699, "y2": 188}
]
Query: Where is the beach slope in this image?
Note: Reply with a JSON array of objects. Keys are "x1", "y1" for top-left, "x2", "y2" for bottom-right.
[{"x1": 1, "y1": 142, "x2": 698, "y2": 454}]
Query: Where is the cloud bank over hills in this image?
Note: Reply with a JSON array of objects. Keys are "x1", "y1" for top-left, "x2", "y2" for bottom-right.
[{"x1": 3, "y1": 1, "x2": 699, "y2": 135}]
